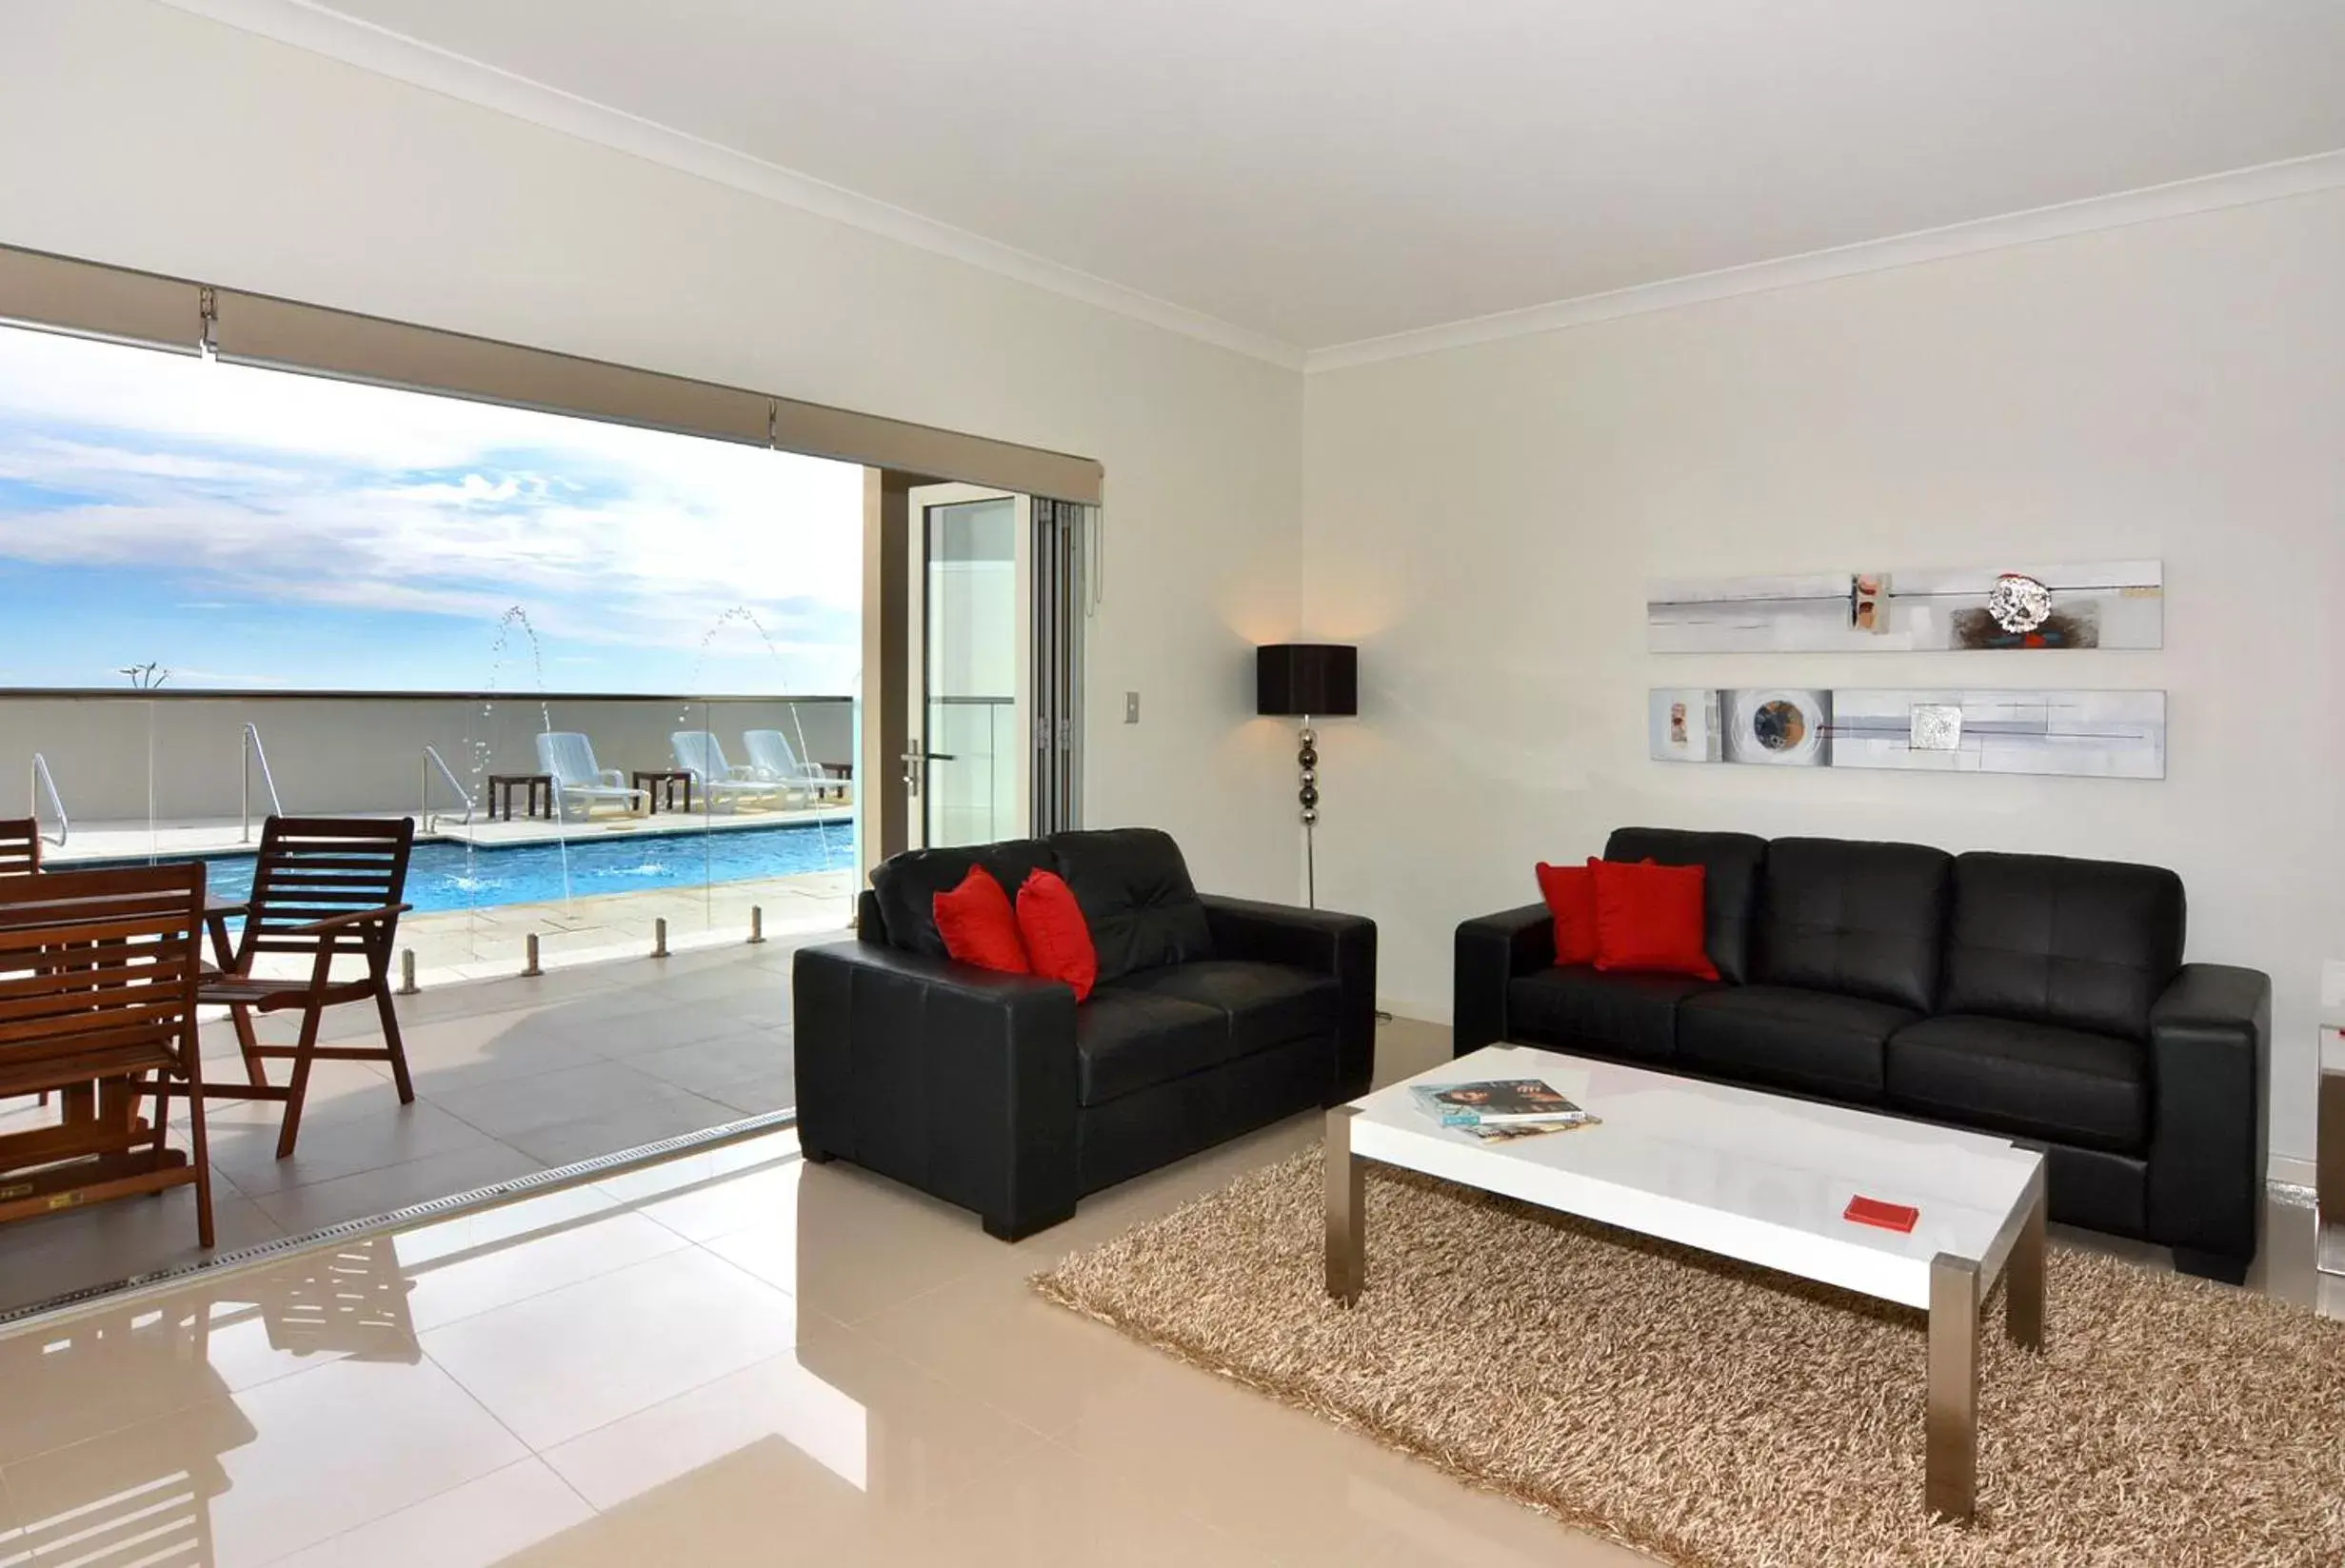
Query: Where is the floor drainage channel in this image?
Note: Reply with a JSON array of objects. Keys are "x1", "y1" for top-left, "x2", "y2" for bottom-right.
[{"x1": 0, "y1": 1108, "x2": 802, "y2": 1336}]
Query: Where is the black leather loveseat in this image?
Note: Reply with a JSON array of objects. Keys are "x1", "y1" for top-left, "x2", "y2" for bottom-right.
[
  {"x1": 1456, "y1": 827, "x2": 2270, "y2": 1281},
  {"x1": 794, "y1": 827, "x2": 1376, "y2": 1239}
]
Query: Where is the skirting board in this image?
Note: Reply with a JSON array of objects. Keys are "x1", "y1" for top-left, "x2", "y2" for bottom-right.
[
  {"x1": 1648, "y1": 560, "x2": 2161, "y2": 653},
  {"x1": 1650, "y1": 687, "x2": 2166, "y2": 779}
]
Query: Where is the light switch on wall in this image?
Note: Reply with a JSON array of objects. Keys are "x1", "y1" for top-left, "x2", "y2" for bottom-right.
[{"x1": 1124, "y1": 691, "x2": 1141, "y2": 724}]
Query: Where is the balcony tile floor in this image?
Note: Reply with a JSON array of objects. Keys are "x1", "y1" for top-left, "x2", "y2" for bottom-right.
[{"x1": 0, "y1": 942, "x2": 818, "y2": 1316}]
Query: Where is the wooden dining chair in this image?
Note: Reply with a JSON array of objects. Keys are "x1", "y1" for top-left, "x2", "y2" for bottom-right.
[
  {"x1": 1, "y1": 818, "x2": 45, "y2": 1109},
  {"x1": 165, "y1": 817, "x2": 417, "y2": 1161},
  {"x1": 0, "y1": 863, "x2": 212, "y2": 1245},
  {"x1": 0, "y1": 818, "x2": 38, "y2": 877}
]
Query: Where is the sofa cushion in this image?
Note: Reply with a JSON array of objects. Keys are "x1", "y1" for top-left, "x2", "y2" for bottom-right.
[
  {"x1": 1015, "y1": 869, "x2": 1097, "y2": 1001},
  {"x1": 1591, "y1": 859, "x2": 1718, "y2": 980},
  {"x1": 1887, "y1": 1015, "x2": 2147, "y2": 1154},
  {"x1": 1941, "y1": 852, "x2": 2183, "y2": 1041},
  {"x1": 1507, "y1": 965, "x2": 1717, "y2": 1063},
  {"x1": 1754, "y1": 838, "x2": 1950, "y2": 1012},
  {"x1": 1676, "y1": 985, "x2": 1917, "y2": 1101},
  {"x1": 1535, "y1": 861, "x2": 1600, "y2": 965},
  {"x1": 1047, "y1": 828, "x2": 1215, "y2": 984},
  {"x1": 1074, "y1": 986, "x2": 1230, "y2": 1106},
  {"x1": 869, "y1": 840, "x2": 1055, "y2": 961},
  {"x1": 1108, "y1": 960, "x2": 1339, "y2": 1058},
  {"x1": 931, "y1": 865, "x2": 1030, "y2": 976},
  {"x1": 1602, "y1": 827, "x2": 1767, "y2": 984}
]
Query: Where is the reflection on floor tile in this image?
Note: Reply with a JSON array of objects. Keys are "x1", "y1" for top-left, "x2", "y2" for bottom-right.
[
  {"x1": 419, "y1": 1247, "x2": 801, "y2": 1449},
  {"x1": 2, "y1": 1354, "x2": 527, "y2": 1566},
  {"x1": 268, "y1": 1459, "x2": 595, "y2": 1568}
]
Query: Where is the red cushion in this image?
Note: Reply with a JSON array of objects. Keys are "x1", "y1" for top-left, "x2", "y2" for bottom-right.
[
  {"x1": 1591, "y1": 859, "x2": 1718, "y2": 980},
  {"x1": 1017, "y1": 869, "x2": 1098, "y2": 1002},
  {"x1": 931, "y1": 865, "x2": 1029, "y2": 975},
  {"x1": 1534, "y1": 861, "x2": 1600, "y2": 966}
]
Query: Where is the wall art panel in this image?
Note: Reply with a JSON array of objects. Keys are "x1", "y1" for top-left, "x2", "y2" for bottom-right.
[
  {"x1": 1646, "y1": 560, "x2": 2162, "y2": 653},
  {"x1": 1650, "y1": 687, "x2": 2166, "y2": 779}
]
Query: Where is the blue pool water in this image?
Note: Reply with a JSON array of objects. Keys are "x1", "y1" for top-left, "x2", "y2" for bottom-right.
[{"x1": 144, "y1": 822, "x2": 853, "y2": 914}]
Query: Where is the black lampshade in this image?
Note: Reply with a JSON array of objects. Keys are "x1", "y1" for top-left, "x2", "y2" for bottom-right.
[{"x1": 1256, "y1": 644, "x2": 1358, "y2": 718}]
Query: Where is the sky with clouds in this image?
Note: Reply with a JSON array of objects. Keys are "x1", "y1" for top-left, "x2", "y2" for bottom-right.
[{"x1": 0, "y1": 325, "x2": 862, "y2": 693}]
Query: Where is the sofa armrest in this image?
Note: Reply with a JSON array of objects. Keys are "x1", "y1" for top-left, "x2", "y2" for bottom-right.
[
  {"x1": 2144, "y1": 963, "x2": 2270, "y2": 1267},
  {"x1": 1200, "y1": 895, "x2": 1378, "y2": 1102},
  {"x1": 1454, "y1": 903, "x2": 1553, "y2": 1057},
  {"x1": 792, "y1": 940, "x2": 1080, "y2": 1239}
]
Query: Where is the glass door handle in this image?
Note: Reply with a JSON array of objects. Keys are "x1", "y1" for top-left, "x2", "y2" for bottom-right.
[{"x1": 899, "y1": 749, "x2": 958, "y2": 793}]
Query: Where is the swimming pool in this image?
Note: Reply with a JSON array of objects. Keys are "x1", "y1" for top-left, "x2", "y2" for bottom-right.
[{"x1": 131, "y1": 822, "x2": 855, "y2": 914}]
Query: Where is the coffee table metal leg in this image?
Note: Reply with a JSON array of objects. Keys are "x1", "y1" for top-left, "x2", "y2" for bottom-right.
[
  {"x1": 2006, "y1": 1178, "x2": 2047, "y2": 1353},
  {"x1": 1927, "y1": 1252, "x2": 1980, "y2": 1522},
  {"x1": 1325, "y1": 1107, "x2": 1364, "y2": 1305}
]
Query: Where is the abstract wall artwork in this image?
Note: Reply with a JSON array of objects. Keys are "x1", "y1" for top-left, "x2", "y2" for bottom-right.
[
  {"x1": 1649, "y1": 688, "x2": 1723, "y2": 763},
  {"x1": 1646, "y1": 560, "x2": 2162, "y2": 654},
  {"x1": 1831, "y1": 689, "x2": 2165, "y2": 779},
  {"x1": 1650, "y1": 688, "x2": 2166, "y2": 780},
  {"x1": 1723, "y1": 688, "x2": 1832, "y2": 767}
]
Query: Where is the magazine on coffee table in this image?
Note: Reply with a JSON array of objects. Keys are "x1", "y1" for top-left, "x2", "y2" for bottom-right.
[{"x1": 1409, "y1": 1078, "x2": 1599, "y2": 1139}]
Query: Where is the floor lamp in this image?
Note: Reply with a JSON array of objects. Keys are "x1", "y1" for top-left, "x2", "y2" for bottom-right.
[{"x1": 1255, "y1": 644, "x2": 1358, "y2": 909}]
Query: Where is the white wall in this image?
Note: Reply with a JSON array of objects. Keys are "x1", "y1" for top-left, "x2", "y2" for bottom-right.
[
  {"x1": 1303, "y1": 190, "x2": 2345, "y2": 1174},
  {"x1": 0, "y1": 0, "x2": 1305, "y2": 899}
]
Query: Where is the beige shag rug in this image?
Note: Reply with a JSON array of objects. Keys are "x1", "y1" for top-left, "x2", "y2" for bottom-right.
[{"x1": 1034, "y1": 1151, "x2": 2345, "y2": 1568}]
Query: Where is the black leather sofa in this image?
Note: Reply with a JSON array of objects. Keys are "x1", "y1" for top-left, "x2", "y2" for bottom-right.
[
  {"x1": 1456, "y1": 827, "x2": 2270, "y2": 1281},
  {"x1": 794, "y1": 827, "x2": 1377, "y2": 1239}
]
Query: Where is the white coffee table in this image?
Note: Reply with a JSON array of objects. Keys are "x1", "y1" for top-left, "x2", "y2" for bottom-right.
[{"x1": 1326, "y1": 1043, "x2": 2047, "y2": 1521}]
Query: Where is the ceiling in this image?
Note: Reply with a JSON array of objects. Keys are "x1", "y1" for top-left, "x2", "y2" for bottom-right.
[{"x1": 193, "y1": 1, "x2": 2345, "y2": 356}]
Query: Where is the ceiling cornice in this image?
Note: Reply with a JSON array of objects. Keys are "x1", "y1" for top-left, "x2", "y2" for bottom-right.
[
  {"x1": 1302, "y1": 148, "x2": 2345, "y2": 373},
  {"x1": 155, "y1": 0, "x2": 1310, "y2": 369},
  {"x1": 155, "y1": 2, "x2": 2345, "y2": 380}
]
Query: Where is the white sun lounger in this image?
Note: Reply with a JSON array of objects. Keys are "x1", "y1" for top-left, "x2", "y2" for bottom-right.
[
  {"x1": 536, "y1": 732, "x2": 647, "y2": 818},
  {"x1": 743, "y1": 728, "x2": 849, "y2": 800},
  {"x1": 671, "y1": 731, "x2": 797, "y2": 811}
]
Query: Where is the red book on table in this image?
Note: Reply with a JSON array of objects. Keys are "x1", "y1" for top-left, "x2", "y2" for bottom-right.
[{"x1": 1843, "y1": 1195, "x2": 1919, "y2": 1234}]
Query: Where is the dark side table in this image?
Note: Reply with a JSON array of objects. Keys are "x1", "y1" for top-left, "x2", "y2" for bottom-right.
[
  {"x1": 632, "y1": 769, "x2": 695, "y2": 815},
  {"x1": 487, "y1": 773, "x2": 553, "y2": 821}
]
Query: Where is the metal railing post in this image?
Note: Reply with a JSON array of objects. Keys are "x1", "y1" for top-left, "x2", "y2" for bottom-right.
[
  {"x1": 652, "y1": 918, "x2": 668, "y2": 959},
  {"x1": 747, "y1": 905, "x2": 765, "y2": 944}
]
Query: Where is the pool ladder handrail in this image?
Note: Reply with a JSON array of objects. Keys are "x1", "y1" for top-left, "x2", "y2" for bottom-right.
[
  {"x1": 419, "y1": 745, "x2": 475, "y2": 835},
  {"x1": 240, "y1": 723, "x2": 284, "y2": 844},
  {"x1": 29, "y1": 753, "x2": 67, "y2": 847}
]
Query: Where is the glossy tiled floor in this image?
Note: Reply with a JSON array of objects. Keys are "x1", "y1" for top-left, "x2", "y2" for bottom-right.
[
  {"x1": 0, "y1": 943, "x2": 808, "y2": 1316},
  {"x1": 0, "y1": 1021, "x2": 1677, "y2": 1567},
  {"x1": 1, "y1": 1019, "x2": 2332, "y2": 1567}
]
